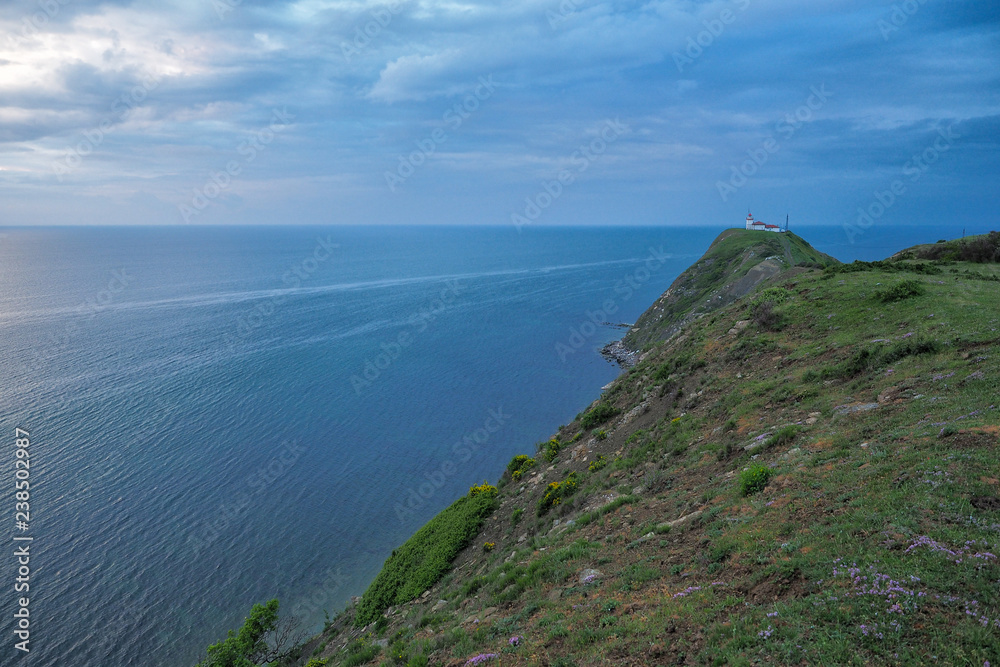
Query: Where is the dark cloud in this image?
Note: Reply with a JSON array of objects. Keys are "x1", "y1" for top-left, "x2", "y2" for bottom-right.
[{"x1": 0, "y1": 0, "x2": 997, "y2": 226}]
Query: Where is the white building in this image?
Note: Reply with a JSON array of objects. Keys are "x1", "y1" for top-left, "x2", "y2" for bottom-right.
[{"x1": 744, "y1": 212, "x2": 784, "y2": 232}]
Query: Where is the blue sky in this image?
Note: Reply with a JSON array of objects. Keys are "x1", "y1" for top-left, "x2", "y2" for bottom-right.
[{"x1": 0, "y1": 0, "x2": 997, "y2": 227}]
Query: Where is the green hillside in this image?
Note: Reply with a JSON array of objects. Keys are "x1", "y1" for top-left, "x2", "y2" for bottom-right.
[
  {"x1": 209, "y1": 230, "x2": 1000, "y2": 667},
  {"x1": 623, "y1": 230, "x2": 837, "y2": 351}
]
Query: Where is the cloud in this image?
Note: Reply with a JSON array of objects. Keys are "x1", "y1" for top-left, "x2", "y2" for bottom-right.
[{"x1": 0, "y1": 0, "x2": 996, "y2": 226}]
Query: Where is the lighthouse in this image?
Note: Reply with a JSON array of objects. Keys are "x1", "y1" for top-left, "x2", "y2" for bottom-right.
[{"x1": 743, "y1": 211, "x2": 784, "y2": 232}]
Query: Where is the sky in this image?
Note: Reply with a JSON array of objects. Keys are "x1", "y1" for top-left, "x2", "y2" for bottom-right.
[{"x1": 0, "y1": 0, "x2": 998, "y2": 227}]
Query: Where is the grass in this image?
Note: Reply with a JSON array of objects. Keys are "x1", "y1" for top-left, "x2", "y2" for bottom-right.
[
  {"x1": 580, "y1": 403, "x2": 619, "y2": 430},
  {"x1": 353, "y1": 485, "x2": 498, "y2": 626}
]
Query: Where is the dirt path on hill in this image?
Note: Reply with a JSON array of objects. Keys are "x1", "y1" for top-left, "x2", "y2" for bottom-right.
[{"x1": 779, "y1": 235, "x2": 793, "y2": 265}]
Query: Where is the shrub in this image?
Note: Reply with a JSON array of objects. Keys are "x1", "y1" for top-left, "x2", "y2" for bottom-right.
[
  {"x1": 588, "y1": 455, "x2": 608, "y2": 472},
  {"x1": 751, "y1": 300, "x2": 782, "y2": 331},
  {"x1": 538, "y1": 473, "x2": 579, "y2": 515},
  {"x1": 355, "y1": 490, "x2": 498, "y2": 626},
  {"x1": 593, "y1": 429, "x2": 607, "y2": 441},
  {"x1": 196, "y1": 599, "x2": 294, "y2": 667},
  {"x1": 825, "y1": 337, "x2": 940, "y2": 379},
  {"x1": 507, "y1": 455, "x2": 536, "y2": 481},
  {"x1": 469, "y1": 481, "x2": 498, "y2": 498},
  {"x1": 764, "y1": 425, "x2": 799, "y2": 450},
  {"x1": 483, "y1": 542, "x2": 495, "y2": 552},
  {"x1": 749, "y1": 286, "x2": 791, "y2": 309},
  {"x1": 541, "y1": 438, "x2": 563, "y2": 462},
  {"x1": 739, "y1": 464, "x2": 773, "y2": 496},
  {"x1": 874, "y1": 279, "x2": 925, "y2": 303},
  {"x1": 580, "y1": 402, "x2": 619, "y2": 429},
  {"x1": 642, "y1": 468, "x2": 673, "y2": 494},
  {"x1": 511, "y1": 508, "x2": 524, "y2": 525}
]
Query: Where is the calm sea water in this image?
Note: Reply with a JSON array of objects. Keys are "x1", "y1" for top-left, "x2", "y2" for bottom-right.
[{"x1": 0, "y1": 223, "x2": 989, "y2": 666}]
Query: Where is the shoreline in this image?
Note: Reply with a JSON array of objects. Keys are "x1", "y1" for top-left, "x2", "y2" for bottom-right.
[{"x1": 600, "y1": 338, "x2": 638, "y2": 367}]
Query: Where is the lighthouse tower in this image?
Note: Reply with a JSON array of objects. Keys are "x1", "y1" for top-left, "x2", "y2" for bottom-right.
[{"x1": 745, "y1": 212, "x2": 755, "y2": 230}]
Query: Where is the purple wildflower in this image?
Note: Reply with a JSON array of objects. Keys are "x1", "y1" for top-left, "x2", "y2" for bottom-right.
[
  {"x1": 465, "y1": 653, "x2": 499, "y2": 666},
  {"x1": 672, "y1": 586, "x2": 702, "y2": 598}
]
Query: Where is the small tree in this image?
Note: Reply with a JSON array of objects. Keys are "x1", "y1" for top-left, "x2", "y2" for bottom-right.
[{"x1": 197, "y1": 599, "x2": 301, "y2": 667}]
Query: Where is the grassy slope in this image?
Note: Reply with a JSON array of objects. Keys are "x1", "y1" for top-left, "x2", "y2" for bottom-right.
[
  {"x1": 291, "y1": 233, "x2": 1000, "y2": 667},
  {"x1": 623, "y1": 230, "x2": 837, "y2": 351}
]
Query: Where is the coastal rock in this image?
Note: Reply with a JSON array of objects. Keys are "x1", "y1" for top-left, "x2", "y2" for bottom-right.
[{"x1": 600, "y1": 340, "x2": 638, "y2": 367}]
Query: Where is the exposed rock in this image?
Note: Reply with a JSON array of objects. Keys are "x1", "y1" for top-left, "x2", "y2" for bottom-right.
[
  {"x1": 834, "y1": 402, "x2": 880, "y2": 415},
  {"x1": 878, "y1": 385, "x2": 917, "y2": 405},
  {"x1": 620, "y1": 401, "x2": 649, "y2": 426},
  {"x1": 600, "y1": 339, "x2": 639, "y2": 367},
  {"x1": 657, "y1": 510, "x2": 703, "y2": 531},
  {"x1": 579, "y1": 568, "x2": 602, "y2": 584},
  {"x1": 728, "y1": 320, "x2": 751, "y2": 335}
]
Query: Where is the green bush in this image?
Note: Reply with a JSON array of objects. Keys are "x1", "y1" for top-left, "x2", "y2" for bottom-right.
[
  {"x1": 511, "y1": 508, "x2": 524, "y2": 525},
  {"x1": 355, "y1": 489, "x2": 498, "y2": 626},
  {"x1": 739, "y1": 464, "x2": 773, "y2": 496},
  {"x1": 506, "y1": 454, "x2": 536, "y2": 481},
  {"x1": 825, "y1": 337, "x2": 940, "y2": 379},
  {"x1": 593, "y1": 429, "x2": 607, "y2": 441},
  {"x1": 538, "y1": 472, "x2": 579, "y2": 515},
  {"x1": 196, "y1": 599, "x2": 288, "y2": 667},
  {"x1": 873, "y1": 279, "x2": 925, "y2": 303},
  {"x1": 580, "y1": 402, "x2": 619, "y2": 429},
  {"x1": 764, "y1": 425, "x2": 799, "y2": 450},
  {"x1": 588, "y1": 455, "x2": 607, "y2": 472},
  {"x1": 541, "y1": 438, "x2": 563, "y2": 462},
  {"x1": 749, "y1": 286, "x2": 791, "y2": 309}
]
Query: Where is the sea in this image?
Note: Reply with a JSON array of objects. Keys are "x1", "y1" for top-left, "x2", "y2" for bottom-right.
[{"x1": 0, "y1": 223, "x2": 990, "y2": 667}]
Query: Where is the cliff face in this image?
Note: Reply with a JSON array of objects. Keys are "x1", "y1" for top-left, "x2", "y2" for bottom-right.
[
  {"x1": 623, "y1": 229, "x2": 837, "y2": 351},
  {"x1": 286, "y1": 231, "x2": 1000, "y2": 667}
]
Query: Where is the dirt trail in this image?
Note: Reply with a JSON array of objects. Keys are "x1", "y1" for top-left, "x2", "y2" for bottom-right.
[{"x1": 779, "y1": 235, "x2": 793, "y2": 265}]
